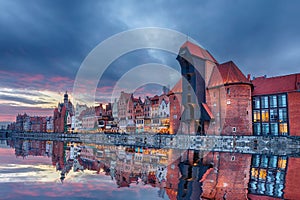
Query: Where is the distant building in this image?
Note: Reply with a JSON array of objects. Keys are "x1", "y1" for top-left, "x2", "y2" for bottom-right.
[
  {"x1": 168, "y1": 80, "x2": 182, "y2": 134},
  {"x1": 53, "y1": 91, "x2": 74, "y2": 133},
  {"x1": 118, "y1": 91, "x2": 132, "y2": 132}
]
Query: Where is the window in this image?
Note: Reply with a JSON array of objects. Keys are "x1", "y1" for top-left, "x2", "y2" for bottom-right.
[
  {"x1": 278, "y1": 108, "x2": 287, "y2": 122},
  {"x1": 227, "y1": 88, "x2": 230, "y2": 95},
  {"x1": 173, "y1": 96, "x2": 176, "y2": 100},
  {"x1": 278, "y1": 157, "x2": 287, "y2": 169},
  {"x1": 278, "y1": 94, "x2": 287, "y2": 107},
  {"x1": 269, "y1": 156, "x2": 278, "y2": 168},
  {"x1": 254, "y1": 123, "x2": 261, "y2": 135},
  {"x1": 270, "y1": 123, "x2": 278, "y2": 135},
  {"x1": 253, "y1": 110, "x2": 261, "y2": 122},
  {"x1": 262, "y1": 123, "x2": 269, "y2": 135},
  {"x1": 270, "y1": 109, "x2": 278, "y2": 122},
  {"x1": 259, "y1": 169, "x2": 267, "y2": 180},
  {"x1": 187, "y1": 94, "x2": 191, "y2": 103},
  {"x1": 261, "y1": 96, "x2": 269, "y2": 108},
  {"x1": 279, "y1": 123, "x2": 288, "y2": 135},
  {"x1": 261, "y1": 110, "x2": 269, "y2": 122},
  {"x1": 270, "y1": 95, "x2": 277, "y2": 108},
  {"x1": 187, "y1": 74, "x2": 191, "y2": 81},
  {"x1": 252, "y1": 155, "x2": 260, "y2": 167},
  {"x1": 173, "y1": 115, "x2": 177, "y2": 119},
  {"x1": 253, "y1": 97, "x2": 260, "y2": 109},
  {"x1": 232, "y1": 127, "x2": 236, "y2": 132},
  {"x1": 260, "y1": 155, "x2": 269, "y2": 168}
]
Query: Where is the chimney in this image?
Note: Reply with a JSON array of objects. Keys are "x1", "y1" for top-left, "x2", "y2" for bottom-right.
[{"x1": 247, "y1": 74, "x2": 251, "y2": 81}]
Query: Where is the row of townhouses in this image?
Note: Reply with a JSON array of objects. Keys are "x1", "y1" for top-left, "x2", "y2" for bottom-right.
[{"x1": 8, "y1": 40, "x2": 300, "y2": 136}]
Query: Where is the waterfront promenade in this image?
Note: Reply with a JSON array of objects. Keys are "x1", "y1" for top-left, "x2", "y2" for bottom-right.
[{"x1": 2, "y1": 131, "x2": 300, "y2": 156}]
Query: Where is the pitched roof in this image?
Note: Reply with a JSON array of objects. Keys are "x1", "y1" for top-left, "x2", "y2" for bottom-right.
[
  {"x1": 252, "y1": 73, "x2": 300, "y2": 96},
  {"x1": 180, "y1": 41, "x2": 218, "y2": 63},
  {"x1": 202, "y1": 103, "x2": 214, "y2": 119},
  {"x1": 167, "y1": 79, "x2": 183, "y2": 96},
  {"x1": 208, "y1": 61, "x2": 251, "y2": 88}
]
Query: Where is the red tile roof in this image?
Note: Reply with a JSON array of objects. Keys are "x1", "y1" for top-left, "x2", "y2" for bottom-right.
[
  {"x1": 252, "y1": 73, "x2": 300, "y2": 96},
  {"x1": 180, "y1": 41, "x2": 218, "y2": 64},
  {"x1": 208, "y1": 61, "x2": 251, "y2": 88},
  {"x1": 168, "y1": 79, "x2": 182, "y2": 95}
]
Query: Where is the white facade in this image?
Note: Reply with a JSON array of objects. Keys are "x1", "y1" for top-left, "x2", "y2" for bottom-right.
[
  {"x1": 158, "y1": 99, "x2": 170, "y2": 118},
  {"x1": 82, "y1": 115, "x2": 96, "y2": 129},
  {"x1": 46, "y1": 116, "x2": 53, "y2": 132},
  {"x1": 74, "y1": 104, "x2": 88, "y2": 130}
]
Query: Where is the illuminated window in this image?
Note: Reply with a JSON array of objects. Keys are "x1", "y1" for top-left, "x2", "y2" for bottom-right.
[
  {"x1": 253, "y1": 110, "x2": 261, "y2": 122},
  {"x1": 251, "y1": 168, "x2": 259, "y2": 178},
  {"x1": 261, "y1": 110, "x2": 269, "y2": 122},
  {"x1": 278, "y1": 157, "x2": 287, "y2": 169},
  {"x1": 259, "y1": 169, "x2": 267, "y2": 180},
  {"x1": 279, "y1": 123, "x2": 288, "y2": 135}
]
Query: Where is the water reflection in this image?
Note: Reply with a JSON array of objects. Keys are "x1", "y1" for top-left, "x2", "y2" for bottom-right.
[{"x1": 1, "y1": 139, "x2": 300, "y2": 199}]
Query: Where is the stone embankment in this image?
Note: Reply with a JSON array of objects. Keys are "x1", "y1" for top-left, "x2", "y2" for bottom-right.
[{"x1": 5, "y1": 131, "x2": 300, "y2": 156}]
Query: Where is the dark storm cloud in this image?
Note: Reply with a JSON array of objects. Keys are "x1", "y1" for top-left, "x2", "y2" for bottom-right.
[
  {"x1": 0, "y1": 0, "x2": 299, "y2": 113},
  {"x1": 1, "y1": 0, "x2": 299, "y2": 85},
  {"x1": 0, "y1": 94, "x2": 50, "y2": 105},
  {"x1": 0, "y1": 0, "x2": 121, "y2": 79},
  {"x1": 104, "y1": 0, "x2": 300, "y2": 77}
]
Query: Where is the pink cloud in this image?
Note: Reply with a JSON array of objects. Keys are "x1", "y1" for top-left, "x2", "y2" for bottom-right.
[{"x1": 19, "y1": 74, "x2": 44, "y2": 82}]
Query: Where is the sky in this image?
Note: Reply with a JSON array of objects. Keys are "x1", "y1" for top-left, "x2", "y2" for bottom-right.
[{"x1": 0, "y1": 0, "x2": 300, "y2": 122}]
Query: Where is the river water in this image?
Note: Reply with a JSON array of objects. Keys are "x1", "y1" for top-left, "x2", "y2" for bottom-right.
[{"x1": 0, "y1": 138, "x2": 299, "y2": 200}]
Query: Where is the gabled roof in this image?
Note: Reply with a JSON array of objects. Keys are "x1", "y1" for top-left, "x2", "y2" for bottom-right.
[
  {"x1": 252, "y1": 73, "x2": 300, "y2": 96},
  {"x1": 208, "y1": 61, "x2": 251, "y2": 88},
  {"x1": 202, "y1": 103, "x2": 214, "y2": 119},
  {"x1": 180, "y1": 41, "x2": 218, "y2": 64}
]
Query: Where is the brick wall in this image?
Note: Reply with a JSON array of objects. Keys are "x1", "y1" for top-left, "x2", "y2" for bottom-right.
[
  {"x1": 206, "y1": 84, "x2": 252, "y2": 135},
  {"x1": 284, "y1": 157, "x2": 300, "y2": 200},
  {"x1": 288, "y1": 92, "x2": 300, "y2": 136},
  {"x1": 202, "y1": 153, "x2": 251, "y2": 199}
]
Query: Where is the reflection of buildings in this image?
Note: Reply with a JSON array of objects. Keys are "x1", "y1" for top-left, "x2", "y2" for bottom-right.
[
  {"x1": 6, "y1": 138, "x2": 300, "y2": 200},
  {"x1": 248, "y1": 154, "x2": 287, "y2": 199},
  {"x1": 202, "y1": 152, "x2": 251, "y2": 199}
]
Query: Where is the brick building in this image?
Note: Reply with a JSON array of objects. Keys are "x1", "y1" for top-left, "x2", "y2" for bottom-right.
[
  {"x1": 168, "y1": 79, "x2": 182, "y2": 134},
  {"x1": 53, "y1": 92, "x2": 74, "y2": 133},
  {"x1": 252, "y1": 74, "x2": 300, "y2": 136},
  {"x1": 177, "y1": 41, "x2": 252, "y2": 136},
  {"x1": 207, "y1": 61, "x2": 253, "y2": 135}
]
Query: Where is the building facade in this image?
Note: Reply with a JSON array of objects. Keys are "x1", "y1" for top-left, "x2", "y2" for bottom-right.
[{"x1": 252, "y1": 74, "x2": 300, "y2": 136}]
